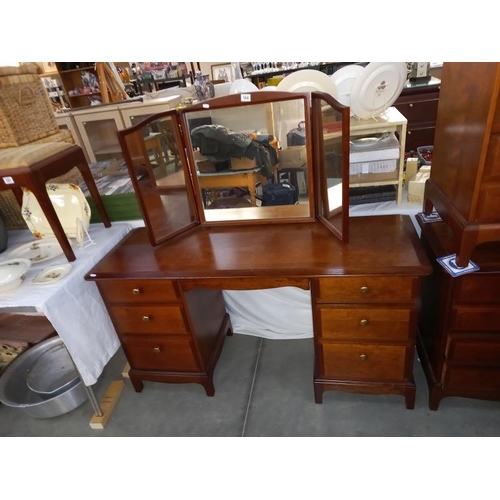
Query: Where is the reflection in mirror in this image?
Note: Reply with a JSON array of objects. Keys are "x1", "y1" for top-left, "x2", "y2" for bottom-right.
[
  {"x1": 312, "y1": 92, "x2": 350, "y2": 243},
  {"x1": 180, "y1": 93, "x2": 314, "y2": 224},
  {"x1": 118, "y1": 111, "x2": 199, "y2": 245}
]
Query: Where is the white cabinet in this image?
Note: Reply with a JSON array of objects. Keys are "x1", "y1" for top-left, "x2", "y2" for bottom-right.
[
  {"x1": 119, "y1": 96, "x2": 181, "y2": 127},
  {"x1": 71, "y1": 107, "x2": 125, "y2": 163},
  {"x1": 348, "y1": 107, "x2": 407, "y2": 205},
  {"x1": 54, "y1": 113, "x2": 88, "y2": 161}
]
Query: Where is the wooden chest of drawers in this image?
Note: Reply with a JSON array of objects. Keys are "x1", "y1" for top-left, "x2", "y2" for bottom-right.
[
  {"x1": 312, "y1": 275, "x2": 423, "y2": 408},
  {"x1": 95, "y1": 279, "x2": 232, "y2": 395},
  {"x1": 393, "y1": 77, "x2": 441, "y2": 152},
  {"x1": 417, "y1": 216, "x2": 500, "y2": 409}
]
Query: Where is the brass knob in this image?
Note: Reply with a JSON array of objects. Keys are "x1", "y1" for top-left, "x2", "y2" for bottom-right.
[
  {"x1": 409, "y1": 103, "x2": 414, "y2": 107},
  {"x1": 142, "y1": 315, "x2": 151, "y2": 322},
  {"x1": 153, "y1": 347, "x2": 161, "y2": 353},
  {"x1": 360, "y1": 286, "x2": 369, "y2": 294},
  {"x1": 360, "y1": 353, "x2": 368, "y2": 361},
  {"x1": 132, "y1": 288, "x2": 141, "y2": 295},
  {"x1": 408, "y1": 130, "x2": 412, "y2": 135},
  {"x1": 360, "y1": 319, "x2": 369, "y2": 327}
]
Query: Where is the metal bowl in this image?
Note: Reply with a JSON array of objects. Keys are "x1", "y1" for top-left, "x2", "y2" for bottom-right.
[
  {"x1": 0, "y1": 336, "x2": 88, "y2": 418},
  {"x1": 27, "y1": 341, "x2": 79, "y2": 395}
]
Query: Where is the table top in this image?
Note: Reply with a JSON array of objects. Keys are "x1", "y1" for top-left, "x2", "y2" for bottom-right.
[{"x1": 86, "y1": 215, "x2": 431, "y2": 282}]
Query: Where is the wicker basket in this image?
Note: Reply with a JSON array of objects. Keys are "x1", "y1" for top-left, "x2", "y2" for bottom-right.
[
  {"x1": 0, "y1": 64, "x2": 59, "y2": 148},
  {"x1": 0, "y1": 191, "x2": 27, "y2": 229}
]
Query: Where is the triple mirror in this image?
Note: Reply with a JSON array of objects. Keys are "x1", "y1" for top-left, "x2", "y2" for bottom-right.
[{"x1": 118, "y1": 91, "x2": 349, "y2": 246}]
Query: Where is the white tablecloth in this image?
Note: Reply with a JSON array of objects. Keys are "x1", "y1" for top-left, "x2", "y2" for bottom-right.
[{"x1": 0, "y1": 222, "x2": 133, "y2": 386}]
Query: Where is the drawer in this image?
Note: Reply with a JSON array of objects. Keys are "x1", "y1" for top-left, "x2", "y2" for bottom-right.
[
  {"x1": 453, "y1": 273, "x2": 500, "y2": 304},
  {"x1": 450, "y1": 306, "x2": 500, "y2": 332},
  {"x1": 319, "y1": 343, "x2": 406, "y2": 380},
  {"x1": 445, "y1": 366, "x2": 500, "y2": 391},
  {"x1": 483, "y1": 133, "x2": 500, "y2": 181},
  {"x1": 109, "y1": 305, "x2": 187, "y2": 334},
  {"x1": 121, "y1": 336, "x2": 198, "y2": 371},
  {"x1": 405, "y1": 126, "x2": 436, "y2": 152},
  {"x1": 447, "y1": 339, "x2": 500, "y2": 366},
  {"x1": 395, "y1": 98, "x2": 439, "y2": 125},
  {"x1": 319, "y1": 306, "x2": 411, "y2": 341},
  {"x1": 97, "y1": 279, "x2": 178, "y2": 304},
  {"x1": 316, "y1": 277, "x2": 415, "y2": 304}
]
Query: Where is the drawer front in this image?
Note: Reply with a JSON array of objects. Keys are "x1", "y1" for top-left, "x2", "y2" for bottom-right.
[
  {"x1": 97, "y1": 279, "x2": 178, "y2": 304},
  {"x1": 109, "y1": 305, "x2": 187, "y2": 334},
  {"x1": 316, "y1": 277, "x2": 415, "y2": 304},
  {"x1": 453, "y1": 273, "x2": 500, "y2": 305},
  {"x1": 395, "y1": 98, "x2": 439, "y2": 125},
  {"x1": 405, "y1": 127, "x2": 436, "y2": 152},
  {"x1": 451, "y1": 306, "x2": 500, "y2": 332},
  {"x1": 483, "y1": 133, "x2": 500, "y2": 181},
  {"x1": 476, "y1": 185, "x2": 500, "y2": 222},
  {"x1": 445, "y1": 366, "x2": 500, "y2": 391},
  {"x1": 319, "y1": 306, "x2": 411, "y2": 341},
  {"x1": 121, "y1": 336, "x2": 198, "y2": 371},
  {"x1": 448, "y1": 340, "x2": 500, "y2": 366},
  {"x1": 320, "y1": 343, "x2": 406, "y2": 380}
]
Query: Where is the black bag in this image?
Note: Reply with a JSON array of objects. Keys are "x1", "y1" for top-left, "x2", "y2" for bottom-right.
[
  {"x1": 261, "y1": 182, "x2": 296, "y2": 206},
  {"x1": 286, "y1": 121, "x2": 306, "y2": 146}
]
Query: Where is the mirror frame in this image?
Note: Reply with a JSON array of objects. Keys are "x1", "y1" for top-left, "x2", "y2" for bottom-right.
[
  {"x1": 311, "y1": 91, "x2": 350, "y2": 243},
  {"x1": 117, "y1": 109, "x2": 201, "y2": 246},
  {"x1": 178, "y1": 91, "x2": 316, "y2": 227}
]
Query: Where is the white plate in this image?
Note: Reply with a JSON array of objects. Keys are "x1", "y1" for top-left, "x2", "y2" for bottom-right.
[
  {"x1": 32, "y1": 263, "x2": 72, "y2": 285},
  {"x1": 8, "y1": 238, "x2": 64, "y2": 264},
  {"x1": 349, "y1": 62, "x2": 407, "y2": 119},
  {"x1": 0, "y1": 258, "x2": 31, "y2": 294},
  {"x1": 21, "y1": 183, "x2": 91, "y2": 239},
  {"x1": 330, "y1": 64, "x2": 364, "y2": 107},
  {"x1": 277, "y1": 69, "x2": 339, "y2": 100}
]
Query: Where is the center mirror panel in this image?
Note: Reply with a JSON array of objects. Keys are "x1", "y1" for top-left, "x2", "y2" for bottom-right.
[
  {"x1": 118, "y1": 110, "x2": 200, "y2": 246},
  {"x1": 179, "y1": 92, "x2": 315, "y2": 224}
]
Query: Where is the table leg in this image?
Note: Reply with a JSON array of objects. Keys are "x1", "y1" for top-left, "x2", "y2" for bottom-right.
[{"x1": 83, "y1": 383, "x2": 103, "y2": 416}]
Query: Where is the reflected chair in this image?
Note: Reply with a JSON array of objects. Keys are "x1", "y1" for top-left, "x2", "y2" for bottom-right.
[{"x1": 0, "y1": 63, "x2": 111, "y2": 261}]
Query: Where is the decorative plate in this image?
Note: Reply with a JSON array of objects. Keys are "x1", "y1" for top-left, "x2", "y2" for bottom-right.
[
  {"x1": 330, "y1": 64, "x2": 364, "y2": 107},
  {"x1": 32, "y1": 263, "x2": 72, "y2": 285},
  {"x1": 21, "y1": 183, "x2": 91, "y2": 239},
  {"x1": 277, "y1": 69, "x2": 339, "y2": 100},
  {"x1": 349, "y1": 62, "x2": 407, "y2": 119},
  {"x1": 7, "y1": 238, "x2": 64, "y2": 263}
]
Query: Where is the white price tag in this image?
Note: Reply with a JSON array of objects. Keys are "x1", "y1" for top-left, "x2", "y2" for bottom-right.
[
  {"x1": 2, "y1": 176, "x2": 14, "y2": 185},
  {"x1": 240, "y1": 94, "x2": 251, "y2": 102}
]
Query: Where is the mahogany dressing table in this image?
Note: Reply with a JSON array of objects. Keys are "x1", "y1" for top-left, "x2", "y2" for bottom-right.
[{"x1": 86, "y1": 91, "x2": 431, "y2": 407}]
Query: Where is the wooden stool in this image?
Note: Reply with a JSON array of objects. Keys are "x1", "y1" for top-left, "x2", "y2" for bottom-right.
[{"x1": 0, "y1": 142, "x2": 111, "y2": 261}]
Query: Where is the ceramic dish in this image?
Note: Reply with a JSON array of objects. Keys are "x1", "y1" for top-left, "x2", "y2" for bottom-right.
[
  {"x1": 330, "y1": 64, "x2": 364, "y2": 107},
  {"x1": 0, "y1": 258, "x2": 31, "y2": 294},
  {"x1": 32, "y1": 263, "x2": 72, "y2": 285},
  {"x1": 7, "y1": 238, "x2": 64, "y2": 264},
  {"x1": 21, "y1": 183, "x2": 91, "y2": 239},
  {"x1": 277, "y1": 69, "x2": 339, "y2": 100},
  {"x1": 349, "y1": 62, "x2": 407, "y2": 119}
]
